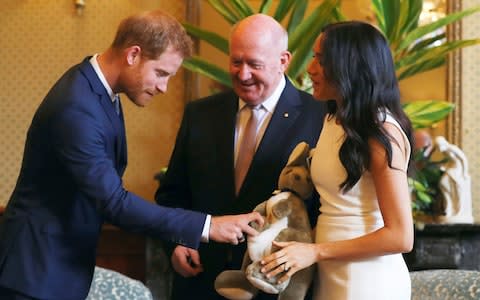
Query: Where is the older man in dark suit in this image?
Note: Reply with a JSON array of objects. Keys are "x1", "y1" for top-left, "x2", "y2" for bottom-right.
[
  {"x1": 155, "y1": 14, "x2": 326, "y2": 300},
  {"x1": 0, "y1": 10, "x2": 263, "y2": 300}
]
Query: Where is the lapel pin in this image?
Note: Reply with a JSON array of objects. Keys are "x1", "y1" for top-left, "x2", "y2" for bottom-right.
[{"x1": 283, "y1": 112, "x2": 289, "y2": 118}]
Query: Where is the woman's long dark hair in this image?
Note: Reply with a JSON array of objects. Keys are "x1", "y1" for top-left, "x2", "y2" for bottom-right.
[{"x1": 319, "y1": 21, "x2": 414, "y2": 192}]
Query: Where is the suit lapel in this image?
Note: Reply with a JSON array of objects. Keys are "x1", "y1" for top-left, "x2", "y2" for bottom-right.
[
  {"x1": 240, "y1": 79, "x2": 303, "y2": 194},
  {"x1": 257, "y1": 80, "x2": 302, "y2": 158},
  {"x1": 116, "y1": 98, "x2": 128, "y2": 174},
  {"x1": 79, "y1": 58, "x2": 127, "y2": 174}
]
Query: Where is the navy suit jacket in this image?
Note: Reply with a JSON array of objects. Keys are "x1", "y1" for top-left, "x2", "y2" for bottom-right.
[
  {"x1": 0, "y1": 57, "x2": 207, "y2": 300},
  {"x1": 155, "y1": 78, "x2": 326, "y2": 299}
]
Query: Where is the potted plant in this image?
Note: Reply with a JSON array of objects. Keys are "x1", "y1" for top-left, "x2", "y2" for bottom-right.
[{"x1": 370, "y1": 0, "x2": 478, "y2": 221}]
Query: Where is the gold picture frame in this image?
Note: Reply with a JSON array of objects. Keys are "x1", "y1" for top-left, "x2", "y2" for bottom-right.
[{"x1": 446, "y1": 0, "x2": 463, "y2": 146}]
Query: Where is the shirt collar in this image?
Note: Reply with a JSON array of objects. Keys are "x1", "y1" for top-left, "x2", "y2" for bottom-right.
[
  {"x1": 89, "y1": 54, "x2": 117, "y2": 103},
  {"x1": 238, "y1": 76, "x2": 286, "y2": 113}
]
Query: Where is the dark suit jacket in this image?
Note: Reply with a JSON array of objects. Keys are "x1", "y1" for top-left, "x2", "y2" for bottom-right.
[
  {"x1": 155, "y1": 78, "x2": 326, "y2": 300},
  {"x1": 0, "y1": 57, "x2": 207, "y2": 300}
]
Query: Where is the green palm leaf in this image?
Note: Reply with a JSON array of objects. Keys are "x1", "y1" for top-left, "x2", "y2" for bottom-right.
[
  {"x1": 230, "y1": 0, "x2": 254, "y2": 18},
  {"x1": 416, "y1": 190, "x2": 433, "y2": 204},
  {"x1": 182, "y1": 56, "x2": 232, "y2": 88},
  {"x1": 390, "y1": 0, "x2": 412, "y2": 43},
  {"x1": 397, "y1": 56, "x2": 445, "y2": 80},
  {"x1": 402, "y1": 0, "x2": 422, "y2": 33},
  {"x1": 372, "y1": 0, "x2": 387, "y2": 33},
  {"x1": 273, "y1": 0, "x2": 296, "y2": 22},
  {"x1": 286, "y1": 0, "x2": 308, "y2": 35},
  {"x1": 397, "y1": 39, "x2": 480, "y2": 70},
  {"x1": 377, "y1": 0, "x2": 401, "y2": 42},
  {"x1": 403, "y1": 100, "x2": 454, "y2": 129},
  {"x1": 287, "y1": 0, "x2": 339, "y2": 80},
  {"x1": 258, "y1": 0, "x2": 274, "y2": 14},
  {"x1": 207, "y1": 0, "x2": 242, "y2": 24},
  {"x1": 397, "y1": 6, "x2": 480, "y2": 52},
  {"x1": 333, "y1": 6, "x2": 347, "y2": 21},
  {"x1": 183, "y1": 23, "x2": 229, "y2": 54},
  {"x1": 408, "y1": 32, "x2": 446, "y2": 53}
]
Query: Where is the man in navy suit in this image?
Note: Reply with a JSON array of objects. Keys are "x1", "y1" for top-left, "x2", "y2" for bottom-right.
[
  {"x1": 0, "y1": 10, "x2": 263, "y2": 300},
  {"x1": 155, "y1": 14, "x2": 326, "y2": 300}
]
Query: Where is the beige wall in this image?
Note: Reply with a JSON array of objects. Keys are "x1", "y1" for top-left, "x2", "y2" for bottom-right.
[
  {"x1": 0, "y1": 1, "x2": 187, "y2": 204},
  {"x1": 462, "y1": 0, "x2": 480, "y2": 221}
]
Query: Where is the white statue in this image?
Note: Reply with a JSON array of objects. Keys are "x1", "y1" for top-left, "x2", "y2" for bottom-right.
[{"x1": 435, "y1": 136, "x2": 473, "y2": 224}]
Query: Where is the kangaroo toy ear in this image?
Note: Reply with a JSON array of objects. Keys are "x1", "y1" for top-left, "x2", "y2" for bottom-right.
[{"x1": 286, "y1": 142, "x2": 310, "y2": 167}]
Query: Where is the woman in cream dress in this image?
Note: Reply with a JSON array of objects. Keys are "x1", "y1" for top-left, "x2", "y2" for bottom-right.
[{"x1": 260, "y1": 21, "x2": 414, "y2": 299}]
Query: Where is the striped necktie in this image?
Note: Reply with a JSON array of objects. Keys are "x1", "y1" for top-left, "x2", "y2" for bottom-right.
[{"x1": 113, "y1": 94, "x2": 120, "y2": 115}]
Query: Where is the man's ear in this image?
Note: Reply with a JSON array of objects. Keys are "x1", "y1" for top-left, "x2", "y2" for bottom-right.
[
  {"x1": 279, "y1": 50, "x2": 292, "y2": 72},
  {"x1": 125, "y1": 46, "x2": 141, "y2": 65}
]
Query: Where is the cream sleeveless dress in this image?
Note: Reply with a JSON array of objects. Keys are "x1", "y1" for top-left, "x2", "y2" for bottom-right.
[{"x1": 310, "y1": 113, "x2": 411, "y2": 300}]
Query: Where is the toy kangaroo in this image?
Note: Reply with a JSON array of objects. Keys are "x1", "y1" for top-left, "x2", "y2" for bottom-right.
[{"x1": 215, "y1": 142, "x2": 315, "y2": 300}]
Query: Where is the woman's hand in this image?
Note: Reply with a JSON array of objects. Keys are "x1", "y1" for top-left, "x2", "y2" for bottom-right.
[{"x1": 260, "y1": 241, "x2": 318, "y2": 284}]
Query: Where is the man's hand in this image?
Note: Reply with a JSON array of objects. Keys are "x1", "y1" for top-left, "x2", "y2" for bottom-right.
[
  {"x1": 209, "y1": 212, "x2": 264, "y2": 244},
  {"x1": 171, "y1": 246, "x2": 203, "y2": 277}
]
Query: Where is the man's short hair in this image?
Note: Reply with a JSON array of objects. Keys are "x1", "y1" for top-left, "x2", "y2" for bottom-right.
[{"x1": 112, "y1": 10, "x2": 192, "y2": 59}]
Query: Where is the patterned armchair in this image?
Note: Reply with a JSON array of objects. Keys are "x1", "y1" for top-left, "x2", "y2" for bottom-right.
[
  {"x1": 86, "y1": 266, "x2": 153, "y2": 300},
  {"x1": 411, "y1": 269, "x2": 480, "y2": 300}
]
